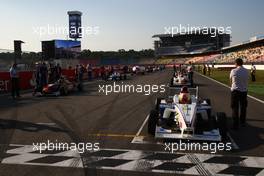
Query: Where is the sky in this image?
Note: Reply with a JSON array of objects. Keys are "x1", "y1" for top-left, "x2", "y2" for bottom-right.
[{"x1": 0, "y1": 0, "x2": 263, "y2": 52}]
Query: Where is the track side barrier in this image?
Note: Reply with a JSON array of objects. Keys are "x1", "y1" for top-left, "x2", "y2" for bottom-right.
[{"x1": 0, "y1": 69, "x2": 101, "y2": 93}]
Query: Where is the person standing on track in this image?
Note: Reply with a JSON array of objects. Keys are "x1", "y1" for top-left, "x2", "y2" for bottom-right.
[
  {"x1": 250, "y1": 63, "x2": 256, "y2": 82},
  {"x1": 40, "y1": 62, "x2": 48, "y2": 87},
  {"x1": 187, "y1": 62, "x2": 194, "y2": 87},
  {"x1": 202, "y1": 64, "x2": 206, "y2": 75},
  {"x1": 10, "y1": 63, "x2": 20, "y2": 99},
  {"x1": 122, "y1": 65, "x2": 128, "y2": 80},
  {"x1": 55, "y1": 63, "x2": 62, "y2": 81},
  {"x1": 87, "y1": 64, "x2": 92, "y2": 81},
  {"x1": 207, "y1": 64, "x2": 211, "y2": 76},
  {"x1": 173, "y1": 64, "x2": 176, "y2": 72},
  {"x1": 230, "y1": 58, "x2": 249, "y2": 130}
]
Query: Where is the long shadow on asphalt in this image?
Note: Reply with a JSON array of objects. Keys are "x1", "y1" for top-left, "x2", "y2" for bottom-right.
[
  {"x1": 0, "y1": 119, "x2": 68, "y2": 133},
  {"x1": 45, "y1": 109, "x2": 99, "y2": 176},
  {"x1": 228, "y1": 122, "x2": 264, "y2": 154},
  {"x1": 0, "y1": 88, "x2": 97, "y2": 110},
  {"x1": 0, "y1": 95, "x2": 68, "y2": 110}
]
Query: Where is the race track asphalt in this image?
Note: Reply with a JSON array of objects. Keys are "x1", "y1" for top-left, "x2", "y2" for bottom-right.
[{"x1": 0, "y1": 68, "x2": 263, "y2": 176}]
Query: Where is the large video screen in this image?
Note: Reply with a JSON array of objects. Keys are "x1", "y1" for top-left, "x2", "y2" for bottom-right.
[{"x1": 55, "y1": 40, "x2": 81, "y2": 58}]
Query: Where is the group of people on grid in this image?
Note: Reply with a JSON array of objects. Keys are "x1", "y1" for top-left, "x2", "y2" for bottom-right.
[
  {"x1": 9, "y1": 63, "x2": 133, "y2": 99},
  {"x1": 31, "y1": 62, "x2": 62, "y2": 96}
]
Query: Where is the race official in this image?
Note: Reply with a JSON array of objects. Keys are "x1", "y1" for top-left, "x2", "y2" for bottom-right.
[
  {"x1": 250, "y1": 63, "x2": 256, "y2": 82},
  {"x1": 230, "y1": 58, "x2": 248, "y2": 130},
  {"x1": 10, "y1": 63, "x2": 20, "y2": 99},
  {"x1": 187, "y1": 62, "x2": 194, "y2": 86}
]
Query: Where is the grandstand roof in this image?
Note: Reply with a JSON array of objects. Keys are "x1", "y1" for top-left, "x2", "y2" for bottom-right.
[
  {"x1": 152, "y1": 28, "x2": 230, "y2": 38},
  {"x1": 221, "y1": 37, "x2": 264, "y2": 51},
  {"x1": 152, "y1": 34, "x2": 177, "y2": 38}
]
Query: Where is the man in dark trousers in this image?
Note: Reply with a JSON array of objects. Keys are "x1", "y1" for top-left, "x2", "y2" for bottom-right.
[
  {"x1": 122, "y1": 65, "x2": 128, "y2": 80},
  {"x1": 250, "y1": 63, "x2": 256, "y2": 82},
  {"x1": 230, "y1": 58, "x2": 248, "y2": 130},
  {"x1": 10, "y1": 63, "x2": 20, "y2": 99},
  {"x1": 202, "y1": 64, "x2": 206, "y2": 75},
  {"x1": 187, "y1": 62, "x2": 194, "y2": 87},
  {"x1": 87, "y1": 64, "x2": 92, "y2": 81},
  {"x1": 173, "y1": 64, "x2": 176, "y2": 72}
]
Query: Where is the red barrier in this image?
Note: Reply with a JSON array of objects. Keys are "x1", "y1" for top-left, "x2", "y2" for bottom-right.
[
  {"x1": 61, "y1": 69, "x2": 75, "y2": 81},
  {"x1": 0, "y1": 72, "x2": 11, "y2": 92},
  {"x1": 0, "y1": 69, "x2": 101, "y2": 93},
  {"x1": 0, "y1": 71, "x2": 35, "y2": 93}
]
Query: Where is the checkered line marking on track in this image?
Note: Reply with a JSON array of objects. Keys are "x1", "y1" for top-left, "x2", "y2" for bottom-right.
[{"x1": 1, "y1": 144, "x2": 264, "y2": 176}]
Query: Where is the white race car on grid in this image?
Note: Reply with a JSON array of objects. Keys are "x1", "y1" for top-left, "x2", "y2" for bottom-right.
[
  {"x1": 170, "y1": 71, "x2": 191, "y2": 87},
  {"x1": 147, "y1": 86, "x2": 227, "y2": 141}
]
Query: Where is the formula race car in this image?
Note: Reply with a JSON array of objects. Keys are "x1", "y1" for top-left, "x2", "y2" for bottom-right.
[
  {"x1": 132, "y1": 66, "x2": 146, "y2": 75},
  {"x1": 107, "y1": 71, "x2": 132, "y2": 81},
  {"x1": 148, "y1": 86, "x2": 227, "y2": 141},
  {"x1": 42, "y1": 76, "x2": 82, "y2": 96},
  {"x1": 107, "y1": 71, "x2": 122, "y2": 81},
  {"x1": 170, "y1": 71, "x2": 191, "y2": 87}
]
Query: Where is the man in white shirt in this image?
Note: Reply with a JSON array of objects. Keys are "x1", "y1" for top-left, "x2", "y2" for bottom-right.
[{"x1": 230, "y1": 58, "x2": 248, "y2": 130}]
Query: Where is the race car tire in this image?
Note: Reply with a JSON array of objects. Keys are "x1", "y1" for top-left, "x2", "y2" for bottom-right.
[
  {"x1": 60, "y1": 88, "x2": 64, "y2": 95},
  {"x1": 216, "y1": 112, "x2": 227, "y2": 140},
  {"x1": 148, "y1": 109, "x2": 159, "y2": 135},
  {"x1": 155, "y1": 97, "x2": 162, "y2": 110},
  {"x1": 208, "y1": 115, "x2": 217, "y2": 130},
  {"x1": 194, "y1": 113, "x2": 205, "y2": 134},
  {"x1": 77, "y1": 83, "x2": 83, "y2": 91},
  {"x1": 60, "y1": 88, "x2": 68, "y2": 96},
  {"x1": 204, "y1": 98, "x2": 211, "y2": 106},
  {"x1": 203, "y1": 98, "x2": 211, "y2": 118},
  {"x1": 170, "y1": 78, "x2": 174, "y2": 86}
]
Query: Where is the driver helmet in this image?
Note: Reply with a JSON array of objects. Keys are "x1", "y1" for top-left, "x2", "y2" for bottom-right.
[
  {"x1": 179, "y1": 86, "x2": 191, "y2": 104},
  {"x1": 180, "y1": 86, "x2": 189, "y2": 93}
]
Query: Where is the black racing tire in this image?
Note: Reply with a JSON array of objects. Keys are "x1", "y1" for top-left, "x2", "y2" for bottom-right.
[
  {"x1": 60, "y1": 88, "x2": 65, "y2": 96},
  {"x1": 147, "y1": 109, "x2": 159, "y2": 135},
  {"x1": 155, "y1": 97, "x2": 162, "y2": 110},
  {"x1": 77, "y1": 83, "x2": 83, "y2": 91},
  {"x1": 204, "y1": 98, "x2": 211, "y2": 106},
  {"x1": 216, "y1": 112, "x2": 227, "y2": 140},
  {"x1": 64, "y1": 88, "x2": 68, "y2": 95},
  {"x1": 170, "y1": 78, "x2": 174, "y2": 87},
  {"x1": 204, "y1": 98, "x2": 211, "y2": 118},
  {"x1": 208, "y1": 115, "x2": 217, "y2": 130},
  {"x1": 60, "y1": 87, "x2": 68, "y2": 96},
  {"x1": 194, "y1": 113, "x2": 204, "y2": 134}
]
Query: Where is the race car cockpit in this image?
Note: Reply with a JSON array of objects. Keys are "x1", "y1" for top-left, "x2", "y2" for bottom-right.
[{"x1": 178, "y1": 86, "x2": 191, "y2": 104}]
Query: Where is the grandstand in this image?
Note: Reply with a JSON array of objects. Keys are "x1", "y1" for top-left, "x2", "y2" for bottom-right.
[
  {"x1": 190, "y1": 37, "x2": 264, "y2": 64},
  {"x1": 155, "y1": 35, "x2": 264, "y2": 64},
  {"x1": 216, "y1": 37, "x2": 264, "y2": 64},
  {"x1": 153, "y1": 29, "x2": 230, "y2": 57}
]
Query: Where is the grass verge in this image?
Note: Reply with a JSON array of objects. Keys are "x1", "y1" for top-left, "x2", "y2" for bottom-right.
[{"x1": 197, "y1": 68, "x2": 264, "y2": 101}]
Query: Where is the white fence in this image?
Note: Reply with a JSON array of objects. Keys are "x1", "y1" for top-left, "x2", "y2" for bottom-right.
[{"x1": 211, "y1": 64, "x2": 264, "y2": 70}]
